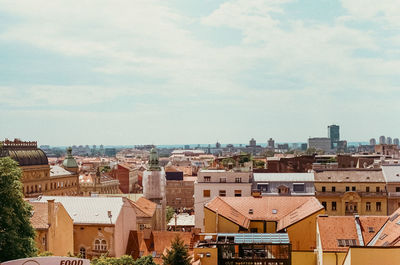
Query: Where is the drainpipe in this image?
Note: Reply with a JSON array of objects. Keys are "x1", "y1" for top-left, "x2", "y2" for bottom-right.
[
  {"x1": 335, "y1": 252, "x2": 338, "y2": 265},
  {"x1": 216, "y1": 208, "x2": 218, "y2": 234}
]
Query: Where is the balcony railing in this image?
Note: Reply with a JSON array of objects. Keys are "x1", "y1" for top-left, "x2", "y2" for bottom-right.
[{"x1": 316, "y1": 191, "x2": 387, "y2": 197}]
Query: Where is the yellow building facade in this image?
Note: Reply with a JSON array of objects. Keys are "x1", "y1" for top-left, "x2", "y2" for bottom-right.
[
  {"x1": 30, "y1": 200, "x2": 74, "y2": 256},
  {"x1": 315, "y1": 170, "x2": 387, "y2": 216}
]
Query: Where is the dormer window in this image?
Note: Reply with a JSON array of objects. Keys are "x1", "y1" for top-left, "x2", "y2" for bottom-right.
[{"x1": 249, "y1": 209, "x2": 253, "y2": 214}]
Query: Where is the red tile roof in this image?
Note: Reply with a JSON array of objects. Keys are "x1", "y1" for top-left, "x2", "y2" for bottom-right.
[
  {"x1": 126, "y1": 231, "x2": 194, "y2": 264},
  {"x1": 205, "y1": 196, "x2": 324, "y2": 230},
  {"x1": 373, "y1": 208, "x2": 400, "y2": 246},
  {"x1": 130, "y1": 197, "x2": 157, "y2": 218},
  {"x1": 317, "y1": 215, "x2": 388, "y2": 252},
  {"x1": 29, "y1": 201, "x2": 62, "y2": 230}
]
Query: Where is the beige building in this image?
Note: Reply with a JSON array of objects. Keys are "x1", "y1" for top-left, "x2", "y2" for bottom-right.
[
  {"x1": 30, "y1": 200, "x2": 74, "y2": 256},
  {"x1": 35, "y1": 196, "x2": 137, "y2": 259},
  {"x1": 0, "y1": 139, "x2": 79, "y2": 197},
  {"x1": 315, "y1": 169, "x2": 387, "y2": 216},
  {"x1": 382, "y1": 165, "x2": 400, "y2": 214},
  {"x1": 194, "y1": 169, "x2": 252, "y2": 231}
]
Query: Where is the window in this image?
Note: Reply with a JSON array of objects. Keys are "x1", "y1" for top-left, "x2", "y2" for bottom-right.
[
  {"x1": 257, "y1": 184, "x2": 269, "y2": 192},
  {"x1": 396, "y1": 187, "x2": 400, "y2": 192},
  {"x1": 332, "y1": 186, "x2": 336, "y2": 192},
  {"x1": 203, "y1": 190, "x2": 210, "y2": 197},
  {"x1": 235, "y1": 178, "x2": 242, "y2": 183},
  {"x1": 219, "y1": 190, "x2": 226, "y2": 197},
  {"x1": 322, "y1": 186, "x2": 326, "y2": 192},
  {"x1": 352, "y1": 186, "x2": 356, "y2": 191},
  {"x1": 346, "y1": 186, "x2": 350, "y2": 192},
  {"x1": 366, "y1": 202, "x2": 371, "y2": 211},
  {"x1": 293, "y1": 184, "x2": 304, "y2": 192},
  {"x1": 376, "y1": 187, "x2": 380, "y2": 192},
  {"x1": 79, "y1": 247, "x2": 86, "y2": 258},
  {"x1": 204, "y1": 176, "x2": 211, "y2": 182},
  {"x1": 366, "y1": 186, "x2": 370, "y2": 192},
  {"x1": 332, "y1": 201, "x2": 337, "y2": 211},
  {"x1": 42, "y1": 236, "x2": 46, "y2": 246},
  {"x1": 376, "y1": 202, "x2": 382, "y2": 211},
  {"x1": 139, "y1": 224, "x2": 145, "y2": 230},
  {"x1": 337, "y1": 239, "x2": 357, "y2": 247},
  {"x1": 94, "y1": 239, "x2": 107, "y2": 251},
  {"x1": 250, "y1": 228, "x2": 258, "y2": 233},
  {"x1": 234, "y1": 190, "x2": 242, "y2": 197},
  {"x1": 368, "y1": 227, "x2": 375, "y2": 233},
  {"x1": 219, "y1": 178, "x2": 226, "y2": 183},
  {"x1": 322, "y1": 202, "x2": 327, "y2": 210}
]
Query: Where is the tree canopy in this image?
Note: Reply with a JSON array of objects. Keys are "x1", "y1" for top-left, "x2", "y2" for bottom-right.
[
  {"x1": 91, "y1": 255, "x2": 156, "y2": 265},
  {"x1": 162, "y1": 236, "x2": 191, "y2": 265},
  {"x1": 0, "y1": 157, "x2": 37, "y2": 262}
]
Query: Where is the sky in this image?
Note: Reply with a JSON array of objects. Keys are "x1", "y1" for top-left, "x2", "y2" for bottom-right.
[{"x1": 0, "y1": 0, "x2": 399, "y2": 146}]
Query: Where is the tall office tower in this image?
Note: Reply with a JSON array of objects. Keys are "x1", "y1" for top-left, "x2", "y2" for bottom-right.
[
  {"x1": 328, "y1": 125, "x2": 340, "y2": 149},
  {"x1": 394, "y1": 138, "x2": 399, "y2": 146},
  {"x1": 267, "y1": 138, "x2": 275, "y2": 149},
  {"x1": 379, "y1": 136, "x2": 386, "y2": 145},
  {"x1": 387, "y1": 137, "x2": 393, "y2": 145},
  {"x1": 370, "y1": 138, "x2": 376, "y2": 146}
]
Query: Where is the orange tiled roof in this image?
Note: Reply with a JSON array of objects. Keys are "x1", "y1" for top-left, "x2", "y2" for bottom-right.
[
  {"x1": 29, "y1": 201, "x2": 61, "y2": 230},
  {"x1": 373, "y1": 208, "x2": 400, "y2": 246},
  {"x1": 130, "y1": 197, "x2": 157, "y2": 218},
  {"x1": 318, "y1": 216, "x2": 360, "y2": 252},
  {"x1": 359, "y1": 216, "x2": 388, "y2": 244},
  {"x1": 317, "y1": 215, "x2": 388, "y2": 251},
  {"x1": 126, "y1": 231, "x2": 194, "y2": 264},
  {"x1": 205, "y1": 196, "x2": 323, "y2": 230}
]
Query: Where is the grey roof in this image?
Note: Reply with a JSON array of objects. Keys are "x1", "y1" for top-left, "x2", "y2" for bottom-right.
[
  {"x1": 382, "y1": 165, "x2": 400, "y2": 183},
  {"x1": 167, "y1": 213, "x2": 195, "y2": 227},
  {"x1": 253, "y1": 173, "x2": 315, "y2": 182},
  {"x1": 200, "y1": 169, "x2": 226, "y2": 173},
  {"x1": 50, "y1": 165, "x2": 73, "y2": 177},
  {"x1": 217, "y1": 233, "x2": 290, "y2": 244},
  {"x1": 34, "y1": 196, "x2": 124, "y2": 224}
]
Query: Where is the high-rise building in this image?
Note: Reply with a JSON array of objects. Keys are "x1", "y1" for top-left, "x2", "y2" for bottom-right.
[
  {"x1": 328, "y1": 125, "x2": 340, "y2": 149},
  {"x1": 387, "y1": 137, "x2": 393, "y2": 145},
  {"x1": 308, "y1": 137, "x2": 331, "y2": 153},
  {"x1": 267, "y1": 138, "x2": 275, "y2": 149},
  {"x1": 394, "y1": 138, "x2": 400, "y2": 146},
  {"x1": 370, "y1": 138, "x2": 376, "y2": 146},
  {"x1": 379, "y1": 136, "x2": 386, "y2": 145},
  {"x1": 249, "y1": 138, "x2": 256, "y2": 147}
]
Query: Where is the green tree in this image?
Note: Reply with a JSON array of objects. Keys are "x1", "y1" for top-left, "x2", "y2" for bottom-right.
[
  {"x1": 162, "y1": 236, "x2": 191, "y2": 265},
  {"x1": 166, "y1": 206, "x2": 175, "y2": 223},
  {"x1": 91, "y1": 255, "x2": 156, "y2": 265},
  {"x1": 134, "y1": 255, "x2": 157, "y2": 265},
  {"x1": 0, "y1": 157, "x2": 38, "y2": 262}
]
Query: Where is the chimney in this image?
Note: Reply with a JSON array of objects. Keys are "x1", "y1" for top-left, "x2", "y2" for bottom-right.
[
  {"x1": 108, "y1": 210, "x2": 112, "y2": 219},
  {"x1": 47, "y1": 199, "x2": 55, "y2": 227}
]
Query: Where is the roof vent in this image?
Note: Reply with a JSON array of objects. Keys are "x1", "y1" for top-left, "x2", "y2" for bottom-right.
[
  {"x1": 108, "y1": 211, "x2": 112, "y2": 218},
  {"x1": 272, "y1": 209, "x2": 277, "y2": 214},
  {"x1": 248, "y1": 209, "x2": 253, "y2": 215}
]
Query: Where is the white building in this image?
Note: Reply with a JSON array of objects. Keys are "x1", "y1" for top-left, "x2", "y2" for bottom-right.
[{"x1": 194, "y1": 169, "x2": 252, "y2": 231}]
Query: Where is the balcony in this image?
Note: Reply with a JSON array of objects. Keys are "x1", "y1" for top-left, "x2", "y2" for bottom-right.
[
  {"x1": 388, "y1": 192, "x2": 400, "y2": 198},
  {"x1": 316, "y1": 191, "x2": 387, "y2": 197}
]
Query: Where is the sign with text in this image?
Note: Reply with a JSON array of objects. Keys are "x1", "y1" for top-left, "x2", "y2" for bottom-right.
[{"x1": 2, "y1": 257, "x2": 90, "y2": 265}]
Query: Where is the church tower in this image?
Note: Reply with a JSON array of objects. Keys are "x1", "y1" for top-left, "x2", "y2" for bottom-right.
[{"x1": 143, "y1": 148, "x2": 166, "y2": 230}]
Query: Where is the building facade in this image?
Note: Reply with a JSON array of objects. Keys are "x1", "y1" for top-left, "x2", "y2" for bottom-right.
[
  {"x1": 314, "y1": 169, "x2": 387, "y2": 216},
  {"x1": 194, "y1": 170, "x2": 252, "y2": 231},
  {"x1": 0, "y1": 139, "x2": 79, "y2": 197},
  {"x1": 308, "y1": 138, "x2": 331, "y2": 153},
  {"x1": 253, "y1": 173, "x2": 315, "y2": 196},
  {"x1": 382, "y1": 165, "x2": 400, "y2": 214}
]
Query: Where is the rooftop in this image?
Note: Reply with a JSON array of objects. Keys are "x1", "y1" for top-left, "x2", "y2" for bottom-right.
[
  {"x1": 33, "y1": 196, "x2": 125, "y2": 225},
  {"x1": 205, "y1": 196, "x2": 323, "y2": 230},
  {"x1": 50, "y1": 165, "x2": 73, "y2": 177},
  {"x1": 253, "y1": 173, "x2": 315, "y2": 182},
  {"x1": 314, "y1": 170, "x2": 385, "y2": 182}
]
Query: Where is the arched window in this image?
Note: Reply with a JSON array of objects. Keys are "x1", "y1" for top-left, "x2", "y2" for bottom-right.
[
  {"x1": 79, "y1": 247, "x2": 86, "y2": 258},
  {"x1": 94, "y1": 239, "x2": 107, "y2": 251}
]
